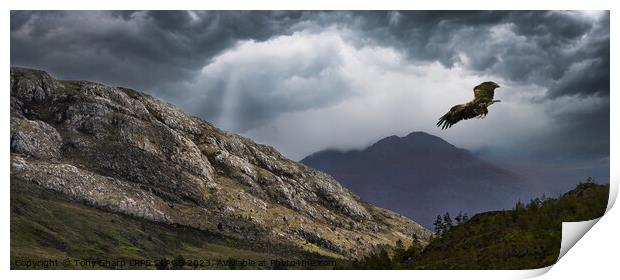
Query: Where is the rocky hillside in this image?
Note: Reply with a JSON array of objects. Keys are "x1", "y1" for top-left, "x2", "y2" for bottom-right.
[
  {"x1": 301, "y1": 132, "x2": 522, "y2": 228},
  {"x1": 10, "y1": 67, "x2": 431, "y2": 260}
]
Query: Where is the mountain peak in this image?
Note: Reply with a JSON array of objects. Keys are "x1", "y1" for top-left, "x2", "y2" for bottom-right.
[
  {"x1": 366, "y1": 131, "x2": 458, "y2": 156},
  {"x1": 405, "y1": 131, "x2": 431, "y2": 137},
  {"x1": 301, "y1": 131, "x2": 521, "y2": 228}
]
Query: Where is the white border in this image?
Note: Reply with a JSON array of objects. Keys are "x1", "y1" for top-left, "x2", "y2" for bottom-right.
[{"x1": 2, "y1": 1, "x2": 617, "y2": 279}]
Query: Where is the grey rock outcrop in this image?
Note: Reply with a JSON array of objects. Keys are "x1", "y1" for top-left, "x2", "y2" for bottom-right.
[{"x1": 10, "y1": 67, "x2": 432, "y2": 258}]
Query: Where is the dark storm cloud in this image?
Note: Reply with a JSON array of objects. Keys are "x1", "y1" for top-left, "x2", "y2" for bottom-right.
[
  {"x1": 10, "y1": 11, "x2": 306, "y2": 92},
  {"x1": 11, "y1": 11, "x2": 609, "y2": 99},
  {"x1": 345, "y1": 11, "x2": 609, "y2": 99},
  {"x1": 10, "y1": 10, "x2": 610, "y2": 161}
]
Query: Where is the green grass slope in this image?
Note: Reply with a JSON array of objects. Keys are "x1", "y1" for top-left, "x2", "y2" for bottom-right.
[{"x1": 10, "y1": 177, "x2": 338, "y2": 269}]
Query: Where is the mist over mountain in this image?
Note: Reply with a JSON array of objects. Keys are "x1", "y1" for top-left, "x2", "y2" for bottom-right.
[{"x1": 301, "y1": 132, "x2": 525, "y2": 228}]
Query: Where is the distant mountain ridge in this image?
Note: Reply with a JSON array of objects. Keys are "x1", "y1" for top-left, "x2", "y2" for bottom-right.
[{"x1": 301, "y1": 131, "x2": 523, "y2": 228}]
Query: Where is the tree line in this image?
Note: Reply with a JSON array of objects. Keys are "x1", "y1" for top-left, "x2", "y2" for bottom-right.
[{"x1": 433, "y1": 211, "x2": 469, "y2": 236}]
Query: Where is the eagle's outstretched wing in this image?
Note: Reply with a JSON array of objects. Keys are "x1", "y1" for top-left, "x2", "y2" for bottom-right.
[
  {"x1": 436, "y1": 103, "x2": 479, "y2": 130},
  {"x1": 473, "y1": 81, "x2": 500, "y2": 103}
]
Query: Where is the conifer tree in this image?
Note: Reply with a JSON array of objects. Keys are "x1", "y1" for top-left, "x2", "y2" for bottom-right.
[
  {"x1": 443, "y1": 212, "x2": 454, "y2": 231},
  {"x1": 433, "y1": 215, "x2": 445, "y2": 235}
]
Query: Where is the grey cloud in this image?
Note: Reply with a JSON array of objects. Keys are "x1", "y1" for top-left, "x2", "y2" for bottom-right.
[
  {"x1": 10, "y1": 11, "x2": 306, "y2": 92},
  {"x1": 507, "y1": 11, "x2": 593, "y2": 41},
  {"x1": 10, "y1": 10, "x2": 609, "y2": 163},
  {"x1": 346, "y1": 11, "x2": 609, "y2": 99},
  {"x1": 11, "y1": 11, "x2": 609, "y2": 100},
  {"x1": 177, "y1": 32, "x2": 355, "y2": 132}
]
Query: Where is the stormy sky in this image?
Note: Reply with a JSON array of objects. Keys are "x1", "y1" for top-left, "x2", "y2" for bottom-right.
[{"x1": 10, "y1": 11, "x2": 610, "y2": 187}]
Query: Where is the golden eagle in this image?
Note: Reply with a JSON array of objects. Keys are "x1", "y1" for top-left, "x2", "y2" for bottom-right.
[{"x1": 437, "y1": 81, "x2": 501, "y2": 129}]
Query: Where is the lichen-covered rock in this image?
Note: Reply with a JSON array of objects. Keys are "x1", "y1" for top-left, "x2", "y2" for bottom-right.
[
  {"x1": 9, "y1": 67, "x2": 432, "y2": 258},
  {"x1": 10, "y1": 117, "x2": 62, "y2": 159},
  {"x1": 11, "y1": 155, "x2": 171, "y2": 223},
  {"x1": 10, "y1": 67, "x2": 60, "y2": 103}
]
